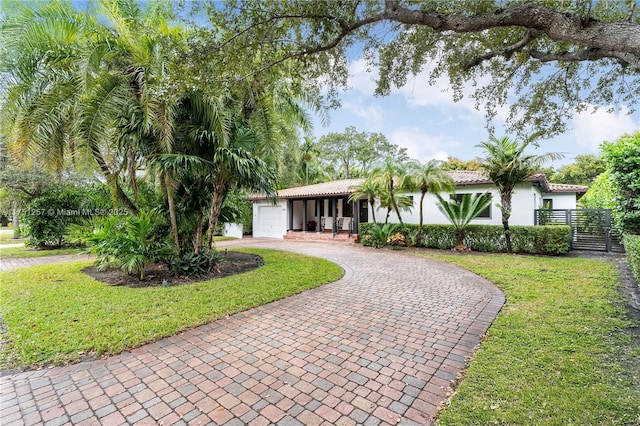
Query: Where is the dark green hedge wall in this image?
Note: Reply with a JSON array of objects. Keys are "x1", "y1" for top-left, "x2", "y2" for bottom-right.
[{"x1": 358, "y1": 223, "x2": 570, "y2": 255}]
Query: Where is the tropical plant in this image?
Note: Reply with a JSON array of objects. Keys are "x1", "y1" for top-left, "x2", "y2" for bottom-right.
[
  {"x1": 436, "y1": 193, "x2": 493, "y2": 251},
  {"x1": 86, "y1": 211, "x2": 175, "y2": 280},
  {"x1": 407, "y1": 160, "x2": 455, "y2": 245},
  {"x1": 169, "y1": 250, "x2": 221, "y2": 277},
  {"x1": 477, "y1": 134, "x2": 564, "y2": 253},
  {"x1": 369, "y1": 158, "x2": 412, "y2": 225},
  {"x1": 378, "y1": 190, "x2": 414, "y2": 224},
  {"x1": 386, "y1": 232, "x2": 406, "y2": 248},
  {"x1": 367, "y1": 223, "x2": 396, "y2": 249},
  {"x1": 2, "y1": 1, "x2": 312, "y2": 258}
]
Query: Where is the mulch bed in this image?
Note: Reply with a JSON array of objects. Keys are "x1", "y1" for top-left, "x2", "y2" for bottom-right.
[{"x1": 82, "y1": 251, "x2": 264, "y2": 288}]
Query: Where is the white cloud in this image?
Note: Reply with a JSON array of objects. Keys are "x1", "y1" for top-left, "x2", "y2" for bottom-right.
[
  {"x1": 573, "y1": 106, "x2": 639, "y2": 152},
  {"x1": 347, "y1": 58, "x2": 379, "y2": 94},
  {"x1": 341, "y1": 97, "x2": 386, "y2": 131},
  {"x1": 390, "y1": 128, "x2": 456, "y2": 162}
]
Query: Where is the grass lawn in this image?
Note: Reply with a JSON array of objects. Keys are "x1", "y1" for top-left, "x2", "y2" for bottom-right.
[
  {"x1": 0, "y1": 246, "x2": 83, "y2": 258},
  {"x1": 0, "y1": 229, "x2": 17, "y2": 241},
  {"x1": 0, "y1": 248, "x2": 343, "y2": 369},
  {"x1": 421, "y1": 253, "x2": 640, "y2": 425},
  {"x1": 0, "y1": 238, "x2": 26, "y2": 245}
]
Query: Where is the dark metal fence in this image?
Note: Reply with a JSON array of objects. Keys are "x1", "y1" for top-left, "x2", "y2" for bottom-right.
[{"x1": 534, "y1": 209, "x2": 624, "y2": 253}]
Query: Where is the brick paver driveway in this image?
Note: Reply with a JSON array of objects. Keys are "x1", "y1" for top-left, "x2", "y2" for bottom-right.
[{"x1": 1, "y1": 239, "x2": 504, "y2": 425}]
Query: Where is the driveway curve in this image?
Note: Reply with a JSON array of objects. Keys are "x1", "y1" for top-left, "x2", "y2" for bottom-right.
[{"x1": 1, "y1": 239, "x2": 504, "y2": 426}]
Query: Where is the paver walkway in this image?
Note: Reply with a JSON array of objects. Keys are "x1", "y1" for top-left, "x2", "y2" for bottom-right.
[
  {"x1": 0, "y1": 239, "x2": 504, "y2": 425},
  {"x1": 0, "y1": 254, "x2": 93, "y2": 272}
]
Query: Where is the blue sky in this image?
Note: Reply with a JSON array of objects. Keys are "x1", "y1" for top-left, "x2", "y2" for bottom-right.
[{"x1": 312, "y1": 56, "x2": 640, "y2": 168}]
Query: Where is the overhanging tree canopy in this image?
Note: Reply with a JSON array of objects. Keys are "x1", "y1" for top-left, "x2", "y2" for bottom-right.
[{"x1": 207, "y1": 0, "x2": 639, "y2": 137}]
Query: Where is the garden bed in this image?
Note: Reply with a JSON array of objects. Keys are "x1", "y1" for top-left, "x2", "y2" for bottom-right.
[{"x1": 82, "y1": 251, "x2": 263, "y2": 288}]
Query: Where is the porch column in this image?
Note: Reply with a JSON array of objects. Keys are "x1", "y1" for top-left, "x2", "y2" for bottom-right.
[
  {"x1": 287, "y1": 199, "x2": 293, "y2": 231},
  {"x1": 353, "y1": 200, "x2": 358, "y2": 235},
  {"x1": 302, "y1": 200, "x2": 308, "y2": 232},
  {"x1": 332, "y1": 198, "x2": 338, "y2": 234},
  {"x1": 316, "y1": 199, "x2": 322, "y2": 233}
]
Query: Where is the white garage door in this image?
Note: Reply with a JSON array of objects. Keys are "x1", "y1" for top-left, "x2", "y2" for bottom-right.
[{"x1": 257, "y1": 206, "x2": 284, "y2": 238}]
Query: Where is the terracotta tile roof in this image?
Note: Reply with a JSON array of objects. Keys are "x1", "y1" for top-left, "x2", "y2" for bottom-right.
[
  {"x1": 249, "y1": 179, "x2": 365, "y2": 200},
  {"x1": 548, "y1": 183, "x2": 589, "y2": 193},
  {"x1": 448, "y1": 170, "x2": 492, "y2": 185},
  {"x1": 249, "y1": 172, "x2": 587, "y2": 200}
]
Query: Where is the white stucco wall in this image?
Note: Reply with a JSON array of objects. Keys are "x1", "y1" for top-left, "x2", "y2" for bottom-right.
[
  {"x1": 221, "y1": 223, "x2": 243, "y2": 239},
  {"x1": 541, "y1": 193, "x2": 578, "y2": 210},
  {"x1": 373, "y1": 183, "x2": 541, "y2": 226}
]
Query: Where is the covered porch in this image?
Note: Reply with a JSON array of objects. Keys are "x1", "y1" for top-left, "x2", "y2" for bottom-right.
[
  {"x1": 250, "y1": 179, "x2": 369, "y2": 240},
  {"x1": 284, "y1": 197, "x2": 363, "y2": 241}
]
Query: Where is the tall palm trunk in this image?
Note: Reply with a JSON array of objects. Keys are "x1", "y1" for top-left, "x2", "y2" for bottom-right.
[
  {"x1": 389, "y1": 177, "x2": 404, "y2": 225},
  {"x1": 194, "y1": 211, "x2": 203, "y2": 253},
  {"x1": 93, "y1": 148, "x2": 139, "y2": 216},
  {"x1": 369, "y1": 198, "x2": 377, "y2": 223},
  {"x1": 500, "y1": 191, "x2": 513, "y2": 253},
  {"x1": 417, "y1": 190, "x2": 427, "y2": 246},
  {"x1": 127, "y1": 145, "x2": 139, "y2": 204},
  {"x1": 162, "y1": 171, "x2": 180, "y2": 252},
  {"x1": 206, "y1": 175, "x2": 226, "y2": 252}
]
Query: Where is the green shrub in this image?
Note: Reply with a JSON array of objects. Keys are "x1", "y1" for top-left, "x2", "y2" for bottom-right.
[
  {"x1": 358, "y1": 223, "x2": 570, "y2": 255},
  {"x1": 20, "y1": 187, "x2": 85, "y2": 247},
  {"x1": 86, "y1": 211, "x2": 175, "y2": 280},
  {"x1": 623, "y1": 234, "x2": 640, "y2": 286},
  {"x1": 602, "y1": 133, "x2": 640, "y2": 234}
]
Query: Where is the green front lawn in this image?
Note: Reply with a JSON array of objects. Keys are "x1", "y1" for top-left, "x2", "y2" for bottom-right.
[
  {"x1": 0, "y1": 229, "x2": 16, "y2": 240},
  {"x1": 0, "y1": 238, "x2": 26, "y2": 245},
  {"x1": 0, "y1": 248, "x2": 343, "y2": 369},
  {"x1": 424, "y1": 253, "x2": 640, "y2": 425}
]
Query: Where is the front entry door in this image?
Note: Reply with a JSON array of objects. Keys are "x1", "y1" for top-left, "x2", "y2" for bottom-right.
[{"x1": 359, "y1": 200, "x2": 369, "y2": 223}]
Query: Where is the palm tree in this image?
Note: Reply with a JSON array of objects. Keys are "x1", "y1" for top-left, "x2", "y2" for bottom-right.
[
  {"x1": 477, "y1": 134, "x2": 564, "y2": 253},
  {"x1": 0, "y1": 1, "x2": 177, "y2": 218},
  {"x1": 370, "y1": 158, "x2": 411, "y2": 225},
  {"x1": 301, "y1": 137, "x2": 319, "y2": 185},
  {"x1": 407, "y1": 160, "x2": 455, "y2": 246},
  {"x1": 379, "y1": 190, "x2": 413, "y2": 224},
  {"x1": 436, "y1": 193, "x2": 492, "y2": 251},
  {"x1": 348, "y1": 179, "x2": 380, "y2": 223}
]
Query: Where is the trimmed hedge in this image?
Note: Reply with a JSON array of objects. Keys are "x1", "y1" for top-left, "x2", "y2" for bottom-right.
[
  {"x1": 623, "y1": 234, "x2": 640, "y2": 287},
  {"x1": 358, "y1": 223, "x2": 570, "y2": 255}
]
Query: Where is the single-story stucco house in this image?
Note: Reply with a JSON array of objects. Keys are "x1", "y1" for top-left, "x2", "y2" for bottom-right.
[{"x1": 248, "y1": 171, "x2": 588, "y2": 239}]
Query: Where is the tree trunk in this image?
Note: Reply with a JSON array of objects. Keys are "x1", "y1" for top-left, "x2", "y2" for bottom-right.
[
  {"x1": 127, "y1": 146, "x2": 139, "y2": 205},
  {"x1": 93, "y1": 149, "x2": 139, "y2": 216},
  {"x1": 194, "y1": 211, "x2": 203, "y2": 253},
  {"x1": 163, "y1": 172, "x2": 180, "y2": 252},
  {"x1": 206, "y1": 176, "x2": 226, "y2": 252},
  {"x1": 500, "y1": 191, "x2": 513, "y2": 253},
  {"x1": 416, "y1": 190, "x2": 426, "y2": 246},
  {"x1": 389, "y1": 178, "x2": 404, "y2": 225},
  {"x1": 369, "y1": 198, "x2": 377, "y2": 223},
  {"x1": 454, "y1": 229, "x2": 468, "y2": 252},
  {"x1": 12, "y1": 202, "x2": 20, "y2": 239}
]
